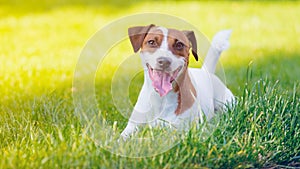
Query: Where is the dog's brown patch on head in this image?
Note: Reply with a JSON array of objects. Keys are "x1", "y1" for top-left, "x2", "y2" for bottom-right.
[
  {"x1": 167, "y1": 29, "x2": 191, "y2": 60},
  {"x1": 128, "y1": 24, "x2": 156, "y2": 53},
  {"x1": 141, "y1": 28, "x2": 164, "y2": 53}
]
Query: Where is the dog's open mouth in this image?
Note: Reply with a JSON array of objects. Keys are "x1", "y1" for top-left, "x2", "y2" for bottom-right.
[{"x1": 147, "y1": 63, "x2": 182, "y2": 97}]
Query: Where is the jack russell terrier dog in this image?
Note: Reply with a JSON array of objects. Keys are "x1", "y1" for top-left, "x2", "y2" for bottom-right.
[{"x1": 120, "y1": 24, "x2": 234, "y2": 140}]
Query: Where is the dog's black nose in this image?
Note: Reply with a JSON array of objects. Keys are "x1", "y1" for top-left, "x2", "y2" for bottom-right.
[{"x1": 157, "y1": 57, "x2": 171, "y2": 69}]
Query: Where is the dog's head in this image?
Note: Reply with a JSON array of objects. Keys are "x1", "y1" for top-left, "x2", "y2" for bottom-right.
[{"x1": 128, "y1": 24, "x2": 198, "y2": 96}]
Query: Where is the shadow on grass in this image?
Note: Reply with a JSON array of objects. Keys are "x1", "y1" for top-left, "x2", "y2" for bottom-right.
[{"x1": 223, "y1": 51, "x2": 300, "y2": 95}]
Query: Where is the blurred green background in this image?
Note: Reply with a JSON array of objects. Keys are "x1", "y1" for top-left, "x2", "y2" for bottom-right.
[{"x1": 1, "y1": 0, "x2": 299, "y2": 97}]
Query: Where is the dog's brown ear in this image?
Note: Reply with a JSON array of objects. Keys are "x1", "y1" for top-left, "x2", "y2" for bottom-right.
[
  {"x1": 182, "y1": 30, "x2": 198, "y2": 61},
  {"x1": 128, "y1": 24, "x2": 155, "y2": 53}
]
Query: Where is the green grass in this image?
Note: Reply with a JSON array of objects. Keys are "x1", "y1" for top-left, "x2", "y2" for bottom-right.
[{"x1": 1, "y1": 0, "x2": 300, "y2": 168}]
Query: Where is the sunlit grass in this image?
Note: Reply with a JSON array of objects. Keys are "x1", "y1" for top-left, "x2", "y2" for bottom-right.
[{"x1": 0, "y1": 0, "x2": 299, "y2": 168}]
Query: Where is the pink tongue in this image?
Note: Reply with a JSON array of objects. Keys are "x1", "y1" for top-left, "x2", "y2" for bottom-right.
[{"x1": 149, "y1": 70, "x2": 172, "y2": 97}]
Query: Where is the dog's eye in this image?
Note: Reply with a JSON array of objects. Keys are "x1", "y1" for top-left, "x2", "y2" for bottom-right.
[
  {"x1": 174, "y1": 41, "x2": 184, "y2": 50},
  {"x1": 147, "y1": 40, "x2": 157, "y2": 47}
]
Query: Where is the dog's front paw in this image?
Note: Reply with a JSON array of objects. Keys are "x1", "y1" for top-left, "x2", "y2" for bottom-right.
[
  {"x1": 119, "y1": 131, "x2": 131, "y2": 142},
  {"x1": 119, "y1": 123, "x2": 139, "y2": 142},
  {"x1": 211, "y1": 30, "x2": 232, "y2": 52}
]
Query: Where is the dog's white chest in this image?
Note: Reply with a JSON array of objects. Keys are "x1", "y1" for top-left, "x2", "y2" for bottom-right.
[{"x1": 155, "y1": 91, "x2": 179, "y2": 122}]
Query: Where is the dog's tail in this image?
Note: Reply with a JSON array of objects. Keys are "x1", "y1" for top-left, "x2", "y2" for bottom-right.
[{"x1": 202, "y1": 30, "x2": 232, "y2": 74}]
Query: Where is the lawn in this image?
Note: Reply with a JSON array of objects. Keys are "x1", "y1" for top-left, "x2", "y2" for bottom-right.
[{"x1": 0, "y1": 0, "x2": 299, "y2": 168}]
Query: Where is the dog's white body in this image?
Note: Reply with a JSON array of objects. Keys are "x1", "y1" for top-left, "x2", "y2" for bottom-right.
[{"x1": 121, "y1": 26, "x2": 234, "y2": 139}]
